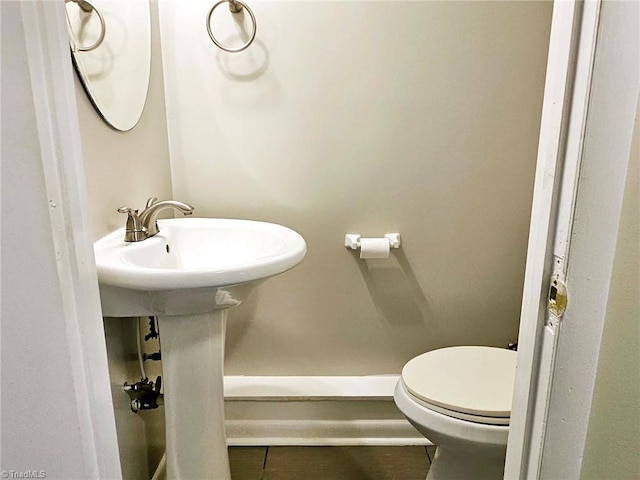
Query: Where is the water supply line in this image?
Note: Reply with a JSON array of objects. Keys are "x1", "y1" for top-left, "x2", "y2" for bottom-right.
[
  {"x1": 136, "y1": 318, "x2": 147, "y2": 381},
  {"x1": 150, "y1": 453, "x2": 167, "y2": 480},
  {"x1": 124, "y1": 318, "x2": 162, "y2": 412},
  {"x1": 135, "y1": 317, "x2": 168, "y2": 480}
]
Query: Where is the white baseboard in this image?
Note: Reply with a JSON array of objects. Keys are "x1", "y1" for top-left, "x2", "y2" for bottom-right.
[
  {"x1": 224, "y1": 375, "x2": 401, "y2": 400},
  {"x1": 225, "y1": 418, "x2": 430, "y2": 446},
  {"x1": 223, "y1": 375, "x2": 430, "y2": 447}
]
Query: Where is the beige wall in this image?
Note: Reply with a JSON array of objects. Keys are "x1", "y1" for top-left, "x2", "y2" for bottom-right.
[
  {"x1": 160, "y1": 1, "x2": 553, "y2": 375},
  {"x1": 75, "y1": 2, "x2": 172, "y2": 477},
  {"x1": 582, "y1": 98, "x2": 640, "y2": 480},
  {"x1": 78, "y1": 2, "x2": 172, "y2": 241}
]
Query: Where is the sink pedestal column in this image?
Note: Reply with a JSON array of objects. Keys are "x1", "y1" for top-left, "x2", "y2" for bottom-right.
[{"x1": 159, "y1": 311, "x2": 230, "y2": 480}]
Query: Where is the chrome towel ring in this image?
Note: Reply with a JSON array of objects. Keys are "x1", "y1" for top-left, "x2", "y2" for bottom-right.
[
  {"x1": 65, "y1": 0, "x2": 106, "y2": 52},
  {"x1": 206, "y1": 0, "x2": 257, "y2": 53}
]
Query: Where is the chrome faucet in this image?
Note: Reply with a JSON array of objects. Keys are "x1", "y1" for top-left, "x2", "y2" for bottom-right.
[{"x1": 118, "y1": 197, "x2": 194, "y2": 242}]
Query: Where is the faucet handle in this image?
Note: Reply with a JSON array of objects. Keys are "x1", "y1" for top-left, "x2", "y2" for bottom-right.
[
  {"x1": 117, "y1": 207, "x2": 146, "y2": 242},
  {"x1": 145, "y1": 197, "x2": 158, "y2": 209}
]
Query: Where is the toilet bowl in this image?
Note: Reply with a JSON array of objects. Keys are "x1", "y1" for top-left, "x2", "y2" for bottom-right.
[{"x1": 394, "y1": 346, "x2": 517, "y2": 480}]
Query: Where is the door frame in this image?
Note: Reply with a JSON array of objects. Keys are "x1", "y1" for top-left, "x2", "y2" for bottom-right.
[
  {"x1": 505, "y1": 0, "x2": 639, "y2": 478},
  {"x1": 13, "y1": 2, "x2": 122, "y2": 478}
]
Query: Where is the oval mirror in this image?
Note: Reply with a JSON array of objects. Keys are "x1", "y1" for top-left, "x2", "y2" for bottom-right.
[{"x1": 65, "y1": 0, "x2": 151, "y2": 131}]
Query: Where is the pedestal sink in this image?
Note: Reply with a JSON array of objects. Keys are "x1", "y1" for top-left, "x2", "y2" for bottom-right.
[{"x1": 94, "y1": 218, "x2": 306, "y2": 480}]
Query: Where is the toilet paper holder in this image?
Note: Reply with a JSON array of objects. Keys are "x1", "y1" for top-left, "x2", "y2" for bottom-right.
[{"x1": 344, "y1": 233, "x2": 401, "y2": 250}]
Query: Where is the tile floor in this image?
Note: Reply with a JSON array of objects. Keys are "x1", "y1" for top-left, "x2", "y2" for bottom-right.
[{"x1": 229, "y1": 446, "x2": 435, "y2": 480}]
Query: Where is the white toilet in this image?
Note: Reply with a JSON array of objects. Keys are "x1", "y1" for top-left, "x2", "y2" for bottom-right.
[{"x1": 394, "y1": 346, "x2": 517, "y2": 480}]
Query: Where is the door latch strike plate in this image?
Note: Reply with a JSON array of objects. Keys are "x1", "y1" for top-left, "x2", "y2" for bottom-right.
[{"x1": 547, "y1": 274, "x2": 568, "y2": 318}]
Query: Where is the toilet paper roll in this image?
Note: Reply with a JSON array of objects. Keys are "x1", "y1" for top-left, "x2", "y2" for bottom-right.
[{"x1": 359, "y1": 238, "x2": 390, "y2": 259}]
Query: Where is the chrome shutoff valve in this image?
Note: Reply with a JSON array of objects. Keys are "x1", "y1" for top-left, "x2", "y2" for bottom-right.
[{"x1": 124, "y1": 376, "x2": 162, "y2": 413}]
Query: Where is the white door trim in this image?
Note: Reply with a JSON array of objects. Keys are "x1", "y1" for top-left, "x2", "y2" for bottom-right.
[
  {"x1": 19, "y1": 2, "x2": 122, "y2": 478},
  {"x1": 537, "y1": 0, "x2": 639, "y2": 476},
  {"x1": 506, "y1": 0, "x2": 639, "y2": 478},
  {"x1": 504, "y1": 1, "x2": 592, "y2": 476}
]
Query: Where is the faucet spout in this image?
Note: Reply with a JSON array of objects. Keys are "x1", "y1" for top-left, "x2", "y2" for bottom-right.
[{"x1": 139, "y1": 198, "x2": 195, "y2": 238}]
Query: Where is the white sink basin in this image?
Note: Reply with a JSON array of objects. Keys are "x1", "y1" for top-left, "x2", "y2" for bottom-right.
[
  {"x1": 94, "y1": 216, "x2": 306, "y2": 479},
  {"x1": 94, "y1": 217, "x2": 306, "y2": 316}
]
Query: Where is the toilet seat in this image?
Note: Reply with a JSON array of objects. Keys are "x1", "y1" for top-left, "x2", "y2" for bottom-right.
[
  {"x1": 403, "y1": 390, "x2": 510, "y2": 425},
  {"x1": 401, "y1": 346, "x2": 517, "y2": 426}
]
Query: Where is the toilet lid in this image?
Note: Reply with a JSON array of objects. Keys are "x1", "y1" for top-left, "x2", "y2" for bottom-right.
[{"x1": 401, "y1": 346, "x2": 517, "y2": 418}]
